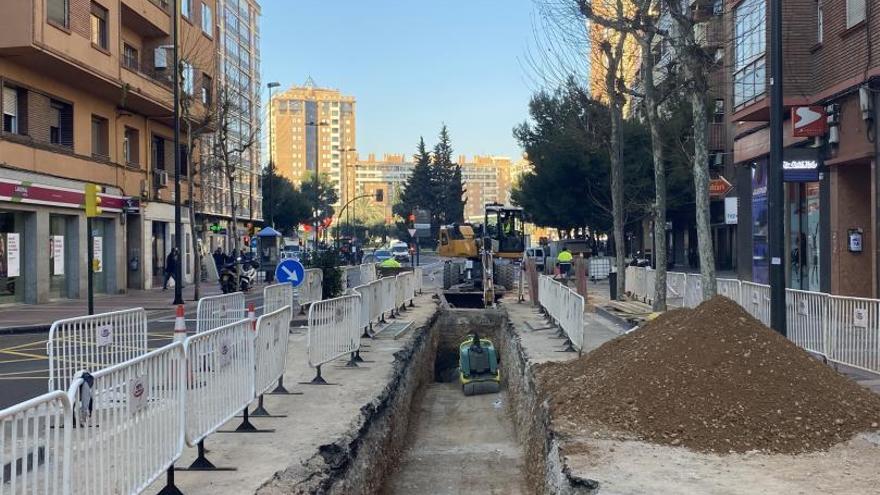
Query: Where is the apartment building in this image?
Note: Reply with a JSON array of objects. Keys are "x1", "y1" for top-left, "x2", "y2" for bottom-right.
[
  {"x1": 200, "y1": 0, "x2": 261, "y2": 252},
  {"x1": 0, "y1": 0, "x2": 216, "y2": 303},
  {"x1": 270, "y1": 80, "x2": 356, "y2": 207},
  {"x1": 729, "y1": 0, "x2": 878, "y2": 297},
  {"x1": 353, "y1": 153, "x2": 513, "y2": 224}
]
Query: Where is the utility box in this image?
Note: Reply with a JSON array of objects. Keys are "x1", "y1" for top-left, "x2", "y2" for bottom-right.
[{"x1": 256, "y1": 226, "x2": 282, "y2": 282}]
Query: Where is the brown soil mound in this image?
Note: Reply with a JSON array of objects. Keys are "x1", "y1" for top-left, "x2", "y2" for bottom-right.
[{"x1": 537, "y1": 296, "x2": 880, "y2": 454}]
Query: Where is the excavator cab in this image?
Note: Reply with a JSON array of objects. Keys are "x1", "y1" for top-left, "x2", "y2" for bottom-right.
[{"x1": 484, "y1": 204, "x2": 525, "y2": 259}]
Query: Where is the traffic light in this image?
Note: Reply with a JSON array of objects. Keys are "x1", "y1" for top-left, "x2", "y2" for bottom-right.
[
  {"x1": 247, "y1": 223, "x2": 255, "y2": 236},
  {"x1": 84, "y1": 183, "x2": 102, "y2": 217},
  {"x1": 408, "y1": 213, "x2": 415, "y2": 223}
]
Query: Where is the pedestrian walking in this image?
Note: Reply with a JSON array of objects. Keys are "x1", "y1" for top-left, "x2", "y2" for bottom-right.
[{"x1": 163, "y1": 248, "x2": 179, "y2": 290}]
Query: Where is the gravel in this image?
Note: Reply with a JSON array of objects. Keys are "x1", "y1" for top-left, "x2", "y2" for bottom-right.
[{"x1": 537, "y1": 296, "x2": 880, "y2": 454}]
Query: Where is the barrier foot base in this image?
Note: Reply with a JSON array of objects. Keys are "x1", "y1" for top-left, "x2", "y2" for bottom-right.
[
  {"x1": 266, "y1": 377, "x2": 302, "y2": 395},
  {"x1": 361, "y1": 326, "x2": 371, "y2": 339},
  {"x1": 353, "y1": 350, "x2": 366, "y2": 363},
  {"x1": 345, "y1": 353, "x2": 359, "y2": 367},
  {"x1": 300, "y1": 366, "x2": 337, "y2": 385},
  {"x1": 250, "y1": 396, "x2": 288, "y2": 418},
  {"x1": 409, "y1": 300, "x2": 414, "y2": 308},
  {"x1": 558, "y1": 338, "x2": 577, "y2": 353},
  {"x1": 176, "y1": 442, "x2": 237, "y2": 472},
  {"x1": 219, "y1": 408, "x2": 276, "y2": 433},
  {"x1": 158, "y1": 467, "x2": 184, "y2": 495}
]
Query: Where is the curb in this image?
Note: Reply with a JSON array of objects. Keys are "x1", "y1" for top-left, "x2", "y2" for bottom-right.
[
  {"x1": 0, "y1": 324, "x2": 51, "y2": 335},
  {"x1": 594, "y1": 305, "x2": 635, "y2": 331}
]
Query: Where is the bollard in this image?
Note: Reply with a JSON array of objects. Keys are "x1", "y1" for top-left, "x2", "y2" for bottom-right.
[{"x1": 173, "y1": 305, "x2": 187, "y2": 342}]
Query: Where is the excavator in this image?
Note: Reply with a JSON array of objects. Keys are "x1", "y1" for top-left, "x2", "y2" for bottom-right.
[{"x1": 437, "y1": 203, "x2": 526, "y2": 306}]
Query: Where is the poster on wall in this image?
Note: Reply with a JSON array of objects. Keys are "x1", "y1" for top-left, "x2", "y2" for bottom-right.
[
  {"x1": 93, "y1": 236, "x2": 103, "y2": 273},
  {"x1": 6, "y1": 233, "x2": 20, "y2": 278},
  {"x1": 51, "y1": 235, "x2": 65, "y2": 276},
  {"x1": 751, "y1": 160, "x2": 769, "y2": 284}
]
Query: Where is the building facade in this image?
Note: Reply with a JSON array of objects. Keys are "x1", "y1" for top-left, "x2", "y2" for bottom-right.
[
  {"x1": 270, "y1": 80, "x2": 356, "y2": 208},
  {"x1": 0, "y1": 0, "x2": 216, "y2": 303},
  {"x1": 200, "y1": 0, "x2": 262, "y2": 252},
  {"x1": 729, "y1": 0, "x2": 878, "y2": 298}
]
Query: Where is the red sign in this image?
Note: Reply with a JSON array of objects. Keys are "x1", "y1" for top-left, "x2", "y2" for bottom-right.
[
  {"x1": 709, "y1": 176, "x2": 732, "y2": 198},
  {"x1": 0, "y1": 178, "x2": 127, "y2": 212},
  {"x1": 792, "y1": 106, "x2": 828, "y2": 137}
]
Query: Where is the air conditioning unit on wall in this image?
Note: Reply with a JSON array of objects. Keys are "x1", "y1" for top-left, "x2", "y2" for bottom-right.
[{"x1": 154, "y1": 169, "x2": 168, "y2": 188}]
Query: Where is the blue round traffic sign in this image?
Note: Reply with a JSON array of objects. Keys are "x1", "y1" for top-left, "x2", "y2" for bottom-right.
[{"x1": 275, "y1": 259, "x2": 305, "y2": 287}]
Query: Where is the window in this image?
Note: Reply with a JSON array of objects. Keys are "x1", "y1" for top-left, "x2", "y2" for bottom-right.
[
  {"x1": 91, "y1": 115, "x2": 109, "y2": 157},
  {"x1": 3, "y1": 86, "x2": 19, "y2": 134},
  {"x1": 123, "y1": 44, "x2": 139, "y2": 70},
  {"x1": 152, "y1": 135, "x2": 165, "y2": 170},
  {"x1": 846, "y1": 0, "x2": 866, "y2": 28},
  {"x1": 816, "y1": 1, "x2": 824, "y2": 43},
  {"x1": 123, "y1": 127, "x2": 139, "y2": 165},
  {"x1": 201, "y1": 2, "x2": 213, "y2": 35},
  {"x1": 182, "y1": 61, "x2": 194, "y2": 94},
  {"x1": 48, "y1": 0, "x2": 68, "y2": 27},
  {"x1": 49, "y1": 100, "x2": 72, "y2": 148},
  {"x1": 179, "y1": 144, "x2": 189, "y2": 176},
  {"x1": 733, "y1": 0, "x2": 766, "y2": 107},
  {"x1": 90, "y1": 2, "x2": 108, "y2": 50},
  {"x1": 201, "y1": 74, "x2": 212, "y2": 105},
  {"x1": 181, "y1": 0, "x2": 191, "y2": 18},
  {"x1": 713, "y1": 99, "x2": 725, "y2": 123}
]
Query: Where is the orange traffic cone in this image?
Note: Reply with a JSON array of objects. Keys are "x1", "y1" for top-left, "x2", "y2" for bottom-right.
[{"x1": 173, "y1": 305, "x2": 187, "y2": 342}]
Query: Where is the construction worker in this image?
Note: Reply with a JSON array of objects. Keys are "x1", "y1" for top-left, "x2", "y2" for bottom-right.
[
  {"x1": 380, "y1": 257, "x2": 402, "y2": 268},
  {"x1": 557, "y1": 247, "x2": 573, "y2": 278}
]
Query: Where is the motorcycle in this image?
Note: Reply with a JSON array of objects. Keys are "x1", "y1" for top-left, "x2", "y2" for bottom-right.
[{"x1": 218, "y1": 258, "x2": 260, "y2": 293}]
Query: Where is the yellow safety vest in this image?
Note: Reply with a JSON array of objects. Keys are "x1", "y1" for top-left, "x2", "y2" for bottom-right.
[
  {"x1": 380, "y1": 258, "x2": 401, "y2": 268},
  {"x1": 557, "y1": 251, "x2": 573, "y2": 263}
]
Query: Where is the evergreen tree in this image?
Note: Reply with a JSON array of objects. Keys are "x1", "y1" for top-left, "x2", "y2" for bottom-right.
[
  {"x1": 393, "y1": 137, "x2": 435, "y2": 238},
  {"x1": 432, "y1": 124, "x2": 465, "y2": 224}
]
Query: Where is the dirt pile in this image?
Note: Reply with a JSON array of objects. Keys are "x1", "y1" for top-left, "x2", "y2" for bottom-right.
[{"x1": 538, "y1": 296, "x2": 880, "y2": 454}]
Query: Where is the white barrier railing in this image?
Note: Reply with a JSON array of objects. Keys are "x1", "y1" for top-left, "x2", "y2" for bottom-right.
[
  {"x1": 666, "y1": 272, "x2": 687, "y2": 307},
  {"x1": 360, "y1": 263, "x2": 377, "y2": 285},
  {"x1": 624, "y1": 266, "x2": 636, "y2": 296},
  {"x1": 0, "y1": 391, "x2": 71, "y2": 495},
  {"x1": 395, "y1": 271, "x2": 416, "y2": 310},
  {"x1": 254, "y1": 306, "x2": 293, "y2": 398},
  {"x1": 787, "y1": 288, "x2": 827, "y2": 357},
  {"x1": 741, "y1": 281, "x2": 771, "y2": 326},
  {"x1": 299, "y1": 268, "x2": 324, "y2": 306},
  {"x1": 68, "y1": 341, "x2": 185, "y2": 495},
  {"x1": 683, "y1": 273, "x2": 703, "y2": 308},
  {"x1": 414, "y1": 266, "x2": 424, "y2": 294},
  {"x1": 47, "y1": 308, "x2": 148, "y2": 393},
  {"x1": 184, "y1": 318, "x2": 254, "y2": 447},
  {"x1": 645, "y1": 267, "x2": 656, "y2": 304},
  {"x1": 353, "y1": 282, "x2": 377, "y2": 333},
  {"x1": 263, "y1": 283, "x2": 294, "y2": 321},
  {"x1": 307, "y1": 294, "x2": 362, "y2": 383},
  {"x1": 196, "y1": 292, "x2": 246, "y2": 334},
  {"x1": 716, "y1": 278, "x2": 742, "y2": 305},
  {"x1": 342, "y1": 266, "x2": 361, "y2": 290},
  {"x1": 827, "y1": 295, "x2": 880, "y2": 374},
  {"x1": 378, "y1": 276, "x2": 397, "y2": 319},
  {"x1": 538, "y1": 275, "x2": 584, "y2": 352}
]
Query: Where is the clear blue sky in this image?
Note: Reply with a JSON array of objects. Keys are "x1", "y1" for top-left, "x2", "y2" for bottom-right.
[{"x1": 259, "y1": 0, "x2": 538, "y2": 160}]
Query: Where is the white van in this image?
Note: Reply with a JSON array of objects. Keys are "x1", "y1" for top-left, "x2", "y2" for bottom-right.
[{"x1": 525, "y1": 247, "x2": 546, "y2": 272}]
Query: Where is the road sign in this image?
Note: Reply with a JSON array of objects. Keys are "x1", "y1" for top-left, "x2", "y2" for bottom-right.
[
  {"x1": 792, "y1": 106, "x2": 827, "y2": 137},
  {"x1": 408, "y1": 228, "x2": 417, "y2": 238},
  {"x1": 709, "y1": 176, "x2": 732, "y2": 198},
  {"x1": 275, "y1": 258, "x2": 305, "y2": 287}
]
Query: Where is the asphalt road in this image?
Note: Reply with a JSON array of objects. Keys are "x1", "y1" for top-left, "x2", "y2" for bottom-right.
[{"x1": 0, "y1": 291, "x2": 264, "y2": 409}]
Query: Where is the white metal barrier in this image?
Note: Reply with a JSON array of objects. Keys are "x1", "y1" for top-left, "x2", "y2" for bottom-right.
[
  {"x1": 787, "y1": 289, "x2": 828, "y2": 357},
  {"x1": 538, "y1": 275, "x2": 584, "y2": 352},
  {"x1": 827, "y1": 295, "x2": 880, "y2": 374},
  {"x1": 644, "y1": 267, "x2": 656, "y2": 304},
  {"x1": 624, "y1": 266, "x2": 636, "y2": 296},
  {"x1": 666, "y1": 272, "x2": 687, "y2": 307},
  {"x1": 0, "y1": 391, "x2": 72, "y2": 495},
  {"x1": 298, "y1": 268, "x2": 324, "y2": 306},
  {"x1": 716, "y1": 278, "x2": 742, "y2": 305},
  {"x1": 359, "y1": 263, "x2": 377, "y2": 285},
  {"x1": 263, "y1": 283, "x2": 294, "y2": 321},
  {"x1": 741, "y1": 281, "x2": 771, "y2": 326},
  {"x1": 254, "y1": 306, "x2": 294, "y2": 398},
  {"x1": 183, "y1": 318, "x2": 255, "y2": 447},
  {"x1": 354, "y1": 282, "x2": 378, "y2": 332},
  {"x1": 342, "y1": 266, "x2": 361, "y2": 290},
  {"x1": 196, "y1": 292, "x2": 246, "y2": 334},
  {"x1": 68, "y1": 341, "x2": 185, "y2": 495},
  {"x1": 307, "y1": 295, "x2": 362, "y2": 382},
  {"x1": 684, "y1": 273, "x2": 703, "y2": 308},
  {"x1": 47, "y1": 308, "x2": 148, "y2": 393},
  {"x1": 378, "y1": 276, "x2": 397, "y2": 318}
]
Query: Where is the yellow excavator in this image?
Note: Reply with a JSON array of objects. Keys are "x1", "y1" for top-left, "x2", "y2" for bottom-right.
[{"x1": 438, "y1": 203, "x2": 525, "y2": 304}]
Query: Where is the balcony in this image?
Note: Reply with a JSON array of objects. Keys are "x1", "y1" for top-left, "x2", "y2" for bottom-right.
[
  {"x1": 121, "y1": 0, "x2": 172, "y2": 38},
  {"x1": 694, "y1": 17, "x2": 724, "y2": 50}
]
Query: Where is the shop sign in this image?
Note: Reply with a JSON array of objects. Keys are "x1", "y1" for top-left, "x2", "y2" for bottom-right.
[
  {"x1": 0, "y1": 178, "x2": 128, "y2": 213},
  {"x1": 792, "y1": 106, "x2": 827, "y2": 137},
  {"x1": 724, "y1": 197, "x2": 738, "y2": 225},
  {"x1": 51, "y1": 235, "x2": 65, "y2": 276},
  {"x1": 123, "y1": 198, "x2": 140, "y2": 214},
  {"x1": 93, "y1": 237, "x2": 103, "y2": 273},
  {"x1": 3, "y1": 233, "x2": 20, "y2": 277},
  {"x1": 709, "y1": 176, "x2": 732, "y2": 198},
  {"x1": 783, "y1": 148, "x2": 820, "y2": 182}
]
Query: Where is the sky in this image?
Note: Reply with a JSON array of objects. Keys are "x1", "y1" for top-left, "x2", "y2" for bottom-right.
[{"x1": 259, "y1": 0, "x2": 539, "y2": 161}]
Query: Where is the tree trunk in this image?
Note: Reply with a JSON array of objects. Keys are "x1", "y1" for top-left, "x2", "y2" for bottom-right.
[
  {"x1": 186, "y1": 122, "x2": 201, "y2": 300},
  {"x1": 642, "y1": 40, "x2": 667, "y2": 311},
  {"x1": 691, "y1": 78, "x2": 716, "y2": 300},
  {"x1": 609, "y1": 100, "x2": 626, "y2": 300}
]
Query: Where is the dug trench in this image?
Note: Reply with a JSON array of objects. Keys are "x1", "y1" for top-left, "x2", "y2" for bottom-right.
[{"x1": 256, "y1": 295, "x2": 587, "y2": 495}]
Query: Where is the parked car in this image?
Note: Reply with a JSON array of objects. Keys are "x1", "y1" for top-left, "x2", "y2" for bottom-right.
[
  {"x1": 375, "y1": 249, "x2": 393, "y2": 262},
  {"x1": 390, "y1": 242, "x2": 410, "y2": 263},
  {"x1": 525, "y1": 247, "x2": 546, "y2": 272},
  {"x1": 281, "y1": 245, "x2": 301, "y2": 260}
]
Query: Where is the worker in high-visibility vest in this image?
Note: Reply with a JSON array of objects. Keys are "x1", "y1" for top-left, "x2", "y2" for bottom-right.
[
  {"x1": 557, "y1": 247, "x2": 573, "y2": 277},
  {"x1": 380, "y1": 257, "x2": 401, "y2": 268}
]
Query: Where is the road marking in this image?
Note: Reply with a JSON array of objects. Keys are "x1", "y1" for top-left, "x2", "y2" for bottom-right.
[
  {"x1": 0, "y1": 349, "x2": 48, "y2": 360},
  {"x1": 0, "y1": 368, "x2": 49, "y2": 376},
  {"x1": 0, "y1": 356, "x2": 46, "y2": 364}
]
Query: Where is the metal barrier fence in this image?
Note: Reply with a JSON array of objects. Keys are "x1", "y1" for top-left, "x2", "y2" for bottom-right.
[
  {"x1": 307, "y1": 295, "x2": 362, "y2": 381},
  {"x1": 644, "y1": 267, "x2": 656, "y2": 304},
  {"x1": 538, "y1": 275, "x2": 584, "y2": 352},
  {"x1": 196, "y1": 292, "x2": 246, "y2": 334},
  {"x1": 827, "y1": 295, "x2": 880, "y2": 374},
  {"x1": 624, "y1": 266, "x2": 636, "y2": 296},
  {"x1": 299, "y1": 268, "x2": 324, "y2": 306},
  {"x1": 360, "y1": 263, "x2": 377, "y2": 285},
  {"x1": 68, "y1": 341, "x2": 185, "y2": 495},
  {"x1": 787, "y1": 288, "x2": 827, "y2": 357},
  {"x1": 684, "y1": 273, "x2": 703, "y2": 308},
  {"x1": 48, "y1": 308, "x2": 149, "y2": 393},
  {"x1": 741, "y1": 281, "x2": 771, "y2": 326},
  {"x1": 263, "y1": 283, "x2": 294, "y2": 321},
  {"x1": 378, "y1": 276, "x2": 397, "y2": 319},
  {"x1": 395, "y1": 271, "x2": 416, "y2": 309},
  {"x1": 588, "y1": 257, "x2": 612, "y2": 280},
  {"x1": 184, "y1": 318, "x2": 255, "y2": 447},
  {"x1": 342, "y1": 266, "x2": 361, "y2": 290},
  {"x1": 254, "y1": 306, "x2": 293, "y2": 398},
  {"x1": 354, "y1": 282, "x2": 378, "y2": 332},
  {"x1": 0, "y1": 391, "x2": 72, "y2": 495},
  {"x1": 717, "y1": 278, "x2": 742, "y2": 305},
  {"x1": 666, "y1": 272, "x2": 687, "y2": 307}
]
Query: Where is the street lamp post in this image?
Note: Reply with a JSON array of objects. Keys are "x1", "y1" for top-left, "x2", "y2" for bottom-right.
[
  {"x1": 306, "y1": 120, "x2": 327, "y2": 252},
  {"x1": 172, "y1": 0, "x2": 183, "y2": 305},
  {"x1": 266, "y1": 82, "x2": 280, "y2": 227}
]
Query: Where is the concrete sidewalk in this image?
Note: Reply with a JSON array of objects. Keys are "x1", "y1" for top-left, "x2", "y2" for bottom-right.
[{"x1": 0, "y1": 283, "x2": 235, "y2": 333}]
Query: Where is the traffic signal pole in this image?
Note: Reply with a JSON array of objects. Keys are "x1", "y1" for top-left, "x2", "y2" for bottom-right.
[
  {"x1": 768, "y1": 0, "x2": 786, "y2": 336},
  {"x1": 87, "y1": 217, "x2": 94, "y2": 315}
]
